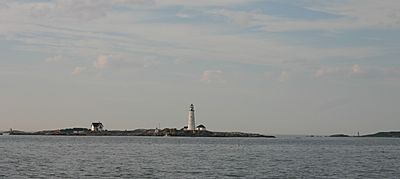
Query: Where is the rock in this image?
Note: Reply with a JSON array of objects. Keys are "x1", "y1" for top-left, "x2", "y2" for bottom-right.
[{"x1": 329, "y1": 134, "x2": 350, "y2": 137}]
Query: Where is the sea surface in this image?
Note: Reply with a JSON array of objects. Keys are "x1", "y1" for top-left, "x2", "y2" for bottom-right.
[{"x1": 1, "y1": 135, "x2": 400, "y2": 178}]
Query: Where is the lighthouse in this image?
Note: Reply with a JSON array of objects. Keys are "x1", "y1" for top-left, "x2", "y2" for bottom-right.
[{"x1": 187, "y1": 104, "x2": 195, "y2": 130}]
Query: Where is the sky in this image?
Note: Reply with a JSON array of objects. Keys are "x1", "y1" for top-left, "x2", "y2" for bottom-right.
[{"x1": 1, "y1": 0, "x2": 400, "y2": 135}]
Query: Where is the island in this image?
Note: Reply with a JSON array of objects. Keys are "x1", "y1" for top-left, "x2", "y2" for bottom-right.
[
  {"x1": 327, "y1": 131, "x2": 400, "y2": 138},
  {"x1": 2, "y1": 104, "x2": 275, "y2": 138},
  {"x1": 329, "y1": 134, "x2": 350, "y2": 137},
  {"x1": 361, "y1": 131, "x2": 400, "y2": 138},
  {"x1": 6, "y1": 128, "x2": 275, "y2": 138}
]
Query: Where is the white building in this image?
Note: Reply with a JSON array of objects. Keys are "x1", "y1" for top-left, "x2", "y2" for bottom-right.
[
  {"x1": 196, "y1": 124, "x2": 206, "y2": 131},
  {"x1": 91, "y1": 122, "x2": 104, "y2": 132},
  {"x1": 187, "y1": 104, "x2": 195, "y2": 130}
]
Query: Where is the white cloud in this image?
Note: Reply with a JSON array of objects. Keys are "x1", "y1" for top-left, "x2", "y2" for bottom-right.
[
  {"x1": 278, "y1": 71, "x2": 289, "y2": 82},
  {"x1": 72, "y1": 66, "x2": 85, "y2": 75},
  {"x1": 200, "y1": 70, "x2": 225, "y2": 83},
  {"x1": 94, "y1": 55, "x2": 109, "y2": 69},
  {"x1": 352, "y1": 64, "x2": 362, "y2": 74}
]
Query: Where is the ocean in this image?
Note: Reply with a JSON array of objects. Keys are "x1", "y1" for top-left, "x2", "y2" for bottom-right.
[{"x1": 1, "y1": 135, "x2": 399, "y2": 178}]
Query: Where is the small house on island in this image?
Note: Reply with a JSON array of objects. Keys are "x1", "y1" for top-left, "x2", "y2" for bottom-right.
[
  {"x1": 196, "y1": 124, "x2": 206, "y2": 131},
  {"x1": 91, "y1": 122, "x2": 104, "y2": 132}
]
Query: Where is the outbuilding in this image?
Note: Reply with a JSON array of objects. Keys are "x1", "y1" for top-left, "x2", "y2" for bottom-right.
[
  {"x1": 91, "y1": 122, "x2": 104, "y2": 132},
  {"x1": 196, "y1": 124, "x2": 206, "y2": 131}
]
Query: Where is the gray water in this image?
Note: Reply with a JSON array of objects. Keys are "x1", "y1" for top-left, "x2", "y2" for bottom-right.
[{"x1": 1, "y1": 136, "x2": 400, "y2": 178}]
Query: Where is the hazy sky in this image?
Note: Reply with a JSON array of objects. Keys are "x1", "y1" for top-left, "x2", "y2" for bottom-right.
[{"x1": 1, "y1": 0, "x2": 400, "y2": 135}]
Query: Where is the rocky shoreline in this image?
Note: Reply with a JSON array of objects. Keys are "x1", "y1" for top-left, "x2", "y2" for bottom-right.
[{"x1": 6, "y1": 128, "x2": 275, "y2": 138}]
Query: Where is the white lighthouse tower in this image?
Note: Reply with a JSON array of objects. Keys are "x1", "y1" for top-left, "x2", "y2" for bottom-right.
[{"x1": 187, "y1": 104, "x2": 195, "y2": 130}]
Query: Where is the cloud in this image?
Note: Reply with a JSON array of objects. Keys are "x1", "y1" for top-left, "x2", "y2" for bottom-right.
[
  {"x1": 176, "y1": 13, "x2": 191, "y2": 19},
  {"x1": 200, "y1": 70, "x2": 225, "y2": 83},
  {"x1": 72, "y1": 66, "x2": 85, "y2": 75},
  {"x1": 314, "y1": 65, "x2": 400, "y2": 81},
  {"x1": 29, "y1": 0, "x2": 152, "y2": 21},
  {"x1": 94, "y1": 55, "x2": 109, "y2": 69},
  {"x1": 308, "y1": 0, "x2": 400, "y2": 29},
  {"x1": 315, "y1": 68, "x2": 340, "y2": 77},
  {"x1": 209, "y1": 9, "x2": 255, "y2": 26},
  {"x1": 352, "y1": 64, "x2": 362, "y2": 74},
  {"x1": 0, "y1": 0, "x2": 393, "y2": 80},
  {"x1": 45, "y1": 55, "x2": 63, "y2": 62},
  {"x1": 278, "y1": 71, "x2": 289, "y2": 82},
  {"x1": 315, "y1": 64, "x2": 363, "y2": 77},
  {"x1": 30, "y1": 1, "x2": 108, "y2": 20},
  {"x1": 0, "y1": 0, "x2": 382, "y2": 69},
  {"x1": 209, "y1": 0, "x2": 400, "y2": 33},
  {"x1": 154, "y1": 0, "x2": 250, "y2": 7},
  {"x1": 96, "y1": 55, "x2": 161, "y2": 70},
  {"x1": 174, "y1": 58, "x2": 191, "y2": 64},
  {"x1": 264, "y1": 70, "x2": 292, "y2": 82}
]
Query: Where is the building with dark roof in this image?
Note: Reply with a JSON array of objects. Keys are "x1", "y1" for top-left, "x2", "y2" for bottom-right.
[
  {"x1": 91, "y1": 122, "x2": 104, "y2": 132},
  {"x1": 196, "y1": 124, "x2": 206, "y2": 131}
]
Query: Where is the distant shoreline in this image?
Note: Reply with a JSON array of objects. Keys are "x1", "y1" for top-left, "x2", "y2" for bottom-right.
[{"x1": 329, "y1": 131, "x2": 400, "y2": 138}]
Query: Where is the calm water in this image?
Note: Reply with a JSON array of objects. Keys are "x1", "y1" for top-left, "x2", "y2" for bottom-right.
[{"x1": 1, "y1": 136, "x2": 400, "y2": 178}]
